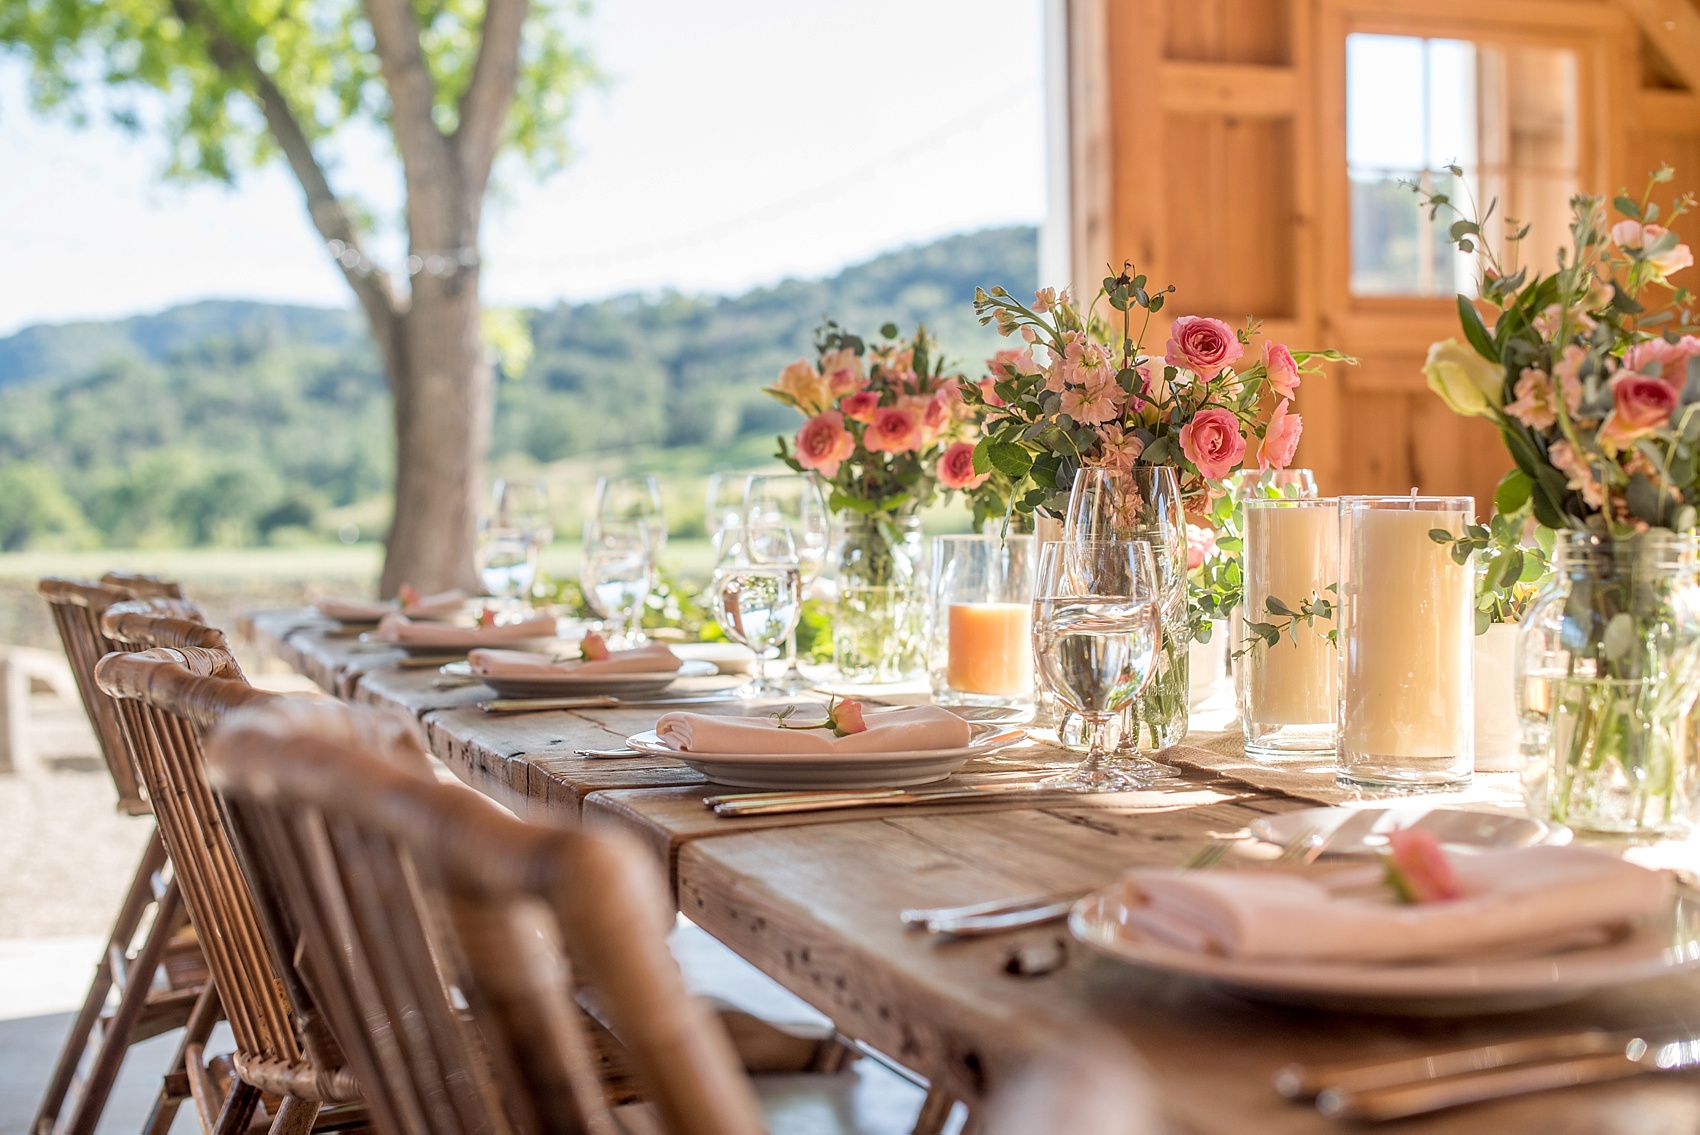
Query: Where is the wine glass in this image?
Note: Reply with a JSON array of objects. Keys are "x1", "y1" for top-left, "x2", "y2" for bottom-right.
[
  {"x1": 705, "y1": 472, "x2": 751, "y2": 554},
  {"x1": 494, "y1": 478, "x2": 554, "y2": 546},
  {"x1": 1031, "y1": 539, "x2": 1163, "y2": 791},
  {"x1": 478, "y1": 525, "x2": 540, "y2": 613},
  {"x1": 595, "y1": 474, "x2": 666, "y2": 559},
  {"x1": 581, "y1": 520, "x2": 652, "y2": 647},
  {"x1": 711, "y1": 516, "x2": 802, "y2": 697},
  {"x1": 743, "y1": 473, "x2": 830, "y2": 693}
]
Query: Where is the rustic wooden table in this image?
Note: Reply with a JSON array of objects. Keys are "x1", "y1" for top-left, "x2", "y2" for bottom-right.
[{"x1": 243, "y1": 609, "x2": 1700, "y2": 1134}]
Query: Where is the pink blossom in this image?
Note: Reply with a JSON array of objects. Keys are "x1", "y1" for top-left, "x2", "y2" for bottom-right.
[
  {"x1": 1165, "y1": 316, "x2": 1244, "y2": 377},
  {"x1": 1533, "y1": 303, "x2": 1596, "y2": 339},
  {"x1": 794, "y1": 411, "x2": 856, "y2": 479},
  {"x1": 819, "y1": 347, "x2": 864, "y2": 381},
  {"x1": 840, "y1": 390, "x2": 880, "y2": 423},
  {"x1": 1264, "y1": 341, "x2": 1300, "y2": 399},
  {"x1": 1623, "y1": 336, "x2": 1700, "y2": 382},
  {"x1": 1255, "y1": 400, "x2": 1302, "y2": 471},
  {"x1": 1031, "y1": 287, "x2": 1059, "y2": 314},
  {"x1": 1095, "y1": 423, "x2": 1144, "y2": 470},
  {"x1": 976, "y1": 377, "x2": 1007, "y2": 408},
  {"x1": 1611, "y1": 218, "x2": 1646, "y2": 249},
  {"x1": 1504, "y1": 368, "x2": 1558, "y2": 430},
  {"x1": 1549, "y1": 440, "x2": 1606, "y2": 509},
  {"x1": 579, "y1": 631, "x2": 610, "y2": 661},
  {"x1": 1599, "y1": 373, "x2": 1677, "y2": 451},
  {"x1": 911, "y1": 393, "x2": 953, "y2": 444},
  {"x1": 863, "y1": 406, "x2": 924, "y2": 454},
  {"x1": 1384, "y1": 828, "x2": 1462, "y2": 904},
  {"x1": 1184, "y1": 524, "x2": 1218, "y2": 571},
  {"x1": 1178, "y1": 406, "x2": 1247, "y2": 479},
  {"x1": 937, "y1": 441, "x2": 990, "y2": 490},
  {"x1": 1613, "y1": 220, "x2": 1695, "y2": 278},
  {"x1": 829, "y1": 698, "x2": 867, "y2": 736},
  {"x1": 1060, "y1": 369, "x2": 1125, "y2": 425},
  {"x1": 989, "y1": 348, "x2": 1040, "y2": 379}
]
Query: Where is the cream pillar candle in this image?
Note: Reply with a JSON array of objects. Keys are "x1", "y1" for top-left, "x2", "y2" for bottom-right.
[
  {"x1": 1337, "y1": 496, "x2": 1475, "y2": 788},
  {"x1": 948, "y1": 603, "x2": 1033, "y2": 695},
  {"x1": 1238, "y1": 498, "x2": 1338, "y2": 757}
]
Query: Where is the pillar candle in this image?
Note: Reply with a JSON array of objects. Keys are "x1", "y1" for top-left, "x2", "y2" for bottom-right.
[
  {"x1": 947, "y1": 603, "x2": 1032, "y2": 696},
  {"x1": 1242, "y1": 500, "x2": 1338, "y2": 727}
]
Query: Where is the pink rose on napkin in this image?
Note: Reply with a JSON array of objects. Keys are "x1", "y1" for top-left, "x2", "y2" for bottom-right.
[
  {"x1": 1165, "y1": 316, "x2": 1244, "y2": 377},
  {"x1": 1383, "y1": 828, "x2": 1461, "y2": 903},
  {"x1": 1178, "y1": 406, "x2": 1246, "y2": 479}
]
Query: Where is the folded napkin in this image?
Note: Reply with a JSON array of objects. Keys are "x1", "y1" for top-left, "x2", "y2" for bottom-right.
[
  {"x1": 374, "y1": 611, "x2": 557, "y2": 649},
  {"x1": 317, "y1": 589, "x2": 466, "y2": 622},
  {"x1": 655, "y1": 705, "x2": 973, "y2": 755},
  {"x1": 469, "y1": 643, "x2": 683, "y2": 678},
  {"x1": 1115, "y1": 845, "x2": 1672, "y2": 963}
]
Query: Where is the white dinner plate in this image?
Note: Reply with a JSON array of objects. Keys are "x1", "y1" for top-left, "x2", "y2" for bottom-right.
[
  {"x1": 1250, "y1": 805, "x2": 1571, "y2": 857},
  {"x1": 1070, "y1": 886, "x2": 1700, "y2": 1016},
  {"x1": 441, "y1": 658, "x2": 717, "y2": 698},
  {"x1": 623, "y1": 722, "x2": 1026, "y2": 790}
]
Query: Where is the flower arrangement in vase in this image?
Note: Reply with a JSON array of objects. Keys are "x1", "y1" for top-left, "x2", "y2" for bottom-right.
[
  {"x1": 1419, "y1": 164, "x2": 1700, "y2": 833},
  {"x1": 962, "y1": 264, "x2": 1352, "y2": 746},
  {"x1": 766, "y1": 321, "x2": 982, "y2": 680}
]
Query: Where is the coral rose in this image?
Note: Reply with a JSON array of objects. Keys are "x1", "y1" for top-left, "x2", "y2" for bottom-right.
[
  {"x1": 1256, "y1": 399, "x2": 1303, "y2": 471},
  {"x1": 1264, "y1": 341, "x2": 1300, "y2": 399},
  {"x1": 1178, "y1": 406, "x2": 1247, "y2": 480},
  {"x1": 1165, "y1": 316, "x2": 1244, "y2": 377},
  {"x1": 839, "y1": 390, "x2": 880, "y2": 423},
  {"x1": 794, "y1": 411, "x2": 855, "y2": 479},
  {"x1": 1599, "y1": 373, "x2": 1677, "y2": 451},
  {"x1": 863, "y1": 406, "x2": 923, "y2": 454},
  {"x1": 937, "y1": 441, "x2": 990, "y2": 490}
]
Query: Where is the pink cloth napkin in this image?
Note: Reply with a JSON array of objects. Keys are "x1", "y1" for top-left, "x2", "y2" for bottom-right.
[
  {"x1": 469, "y1": 643, "x2": 683, "y2": 678},
  {"x1": 1115, "y1": 845, "x2": 1673, "y2": 963},
  {"x1": 317, "y1": 589, "x2": 466, "y2": 622},
  {"x1": 374, "y1": 612, "x2": 556, "y2": 649},
  {"x1": 654, "y1": 706, "x2": 973, "y2": 755}
]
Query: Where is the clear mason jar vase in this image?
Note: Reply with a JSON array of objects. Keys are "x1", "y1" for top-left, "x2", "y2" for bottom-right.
[
  {"x1": 1517, "y1": 531, "x2": 1700, "y2": 837},
  {"x1": 830, "y1": 510, "x2": 925, "y2": 682}
]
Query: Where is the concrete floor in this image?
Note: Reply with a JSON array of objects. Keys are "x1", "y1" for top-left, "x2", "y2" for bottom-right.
[{"x1": 0, "y1": 691, "x2": 942, "y2": 1135}]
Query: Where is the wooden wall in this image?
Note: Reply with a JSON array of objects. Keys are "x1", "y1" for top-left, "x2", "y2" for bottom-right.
[{"x1": 1061, "y1": 0, "x2": 1700, "y2": 515}]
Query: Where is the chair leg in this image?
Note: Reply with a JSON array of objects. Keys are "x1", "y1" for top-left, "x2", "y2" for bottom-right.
[
  {"x1": 265, "y1": 1096, "x2": 320, "y2": 1135},
  {"x1": 911, "y1": 1087, "x2": 957, "y2": 1135},
  {"x1": 145, "y1": 981, "x2": 223, "y2": 1135},
  {"x1": 51, "y1": 838, "x2": 181, "y2": 1135},
  {"x1": 212, "y1": 1082, "x2": 262, "y2": 1135}
]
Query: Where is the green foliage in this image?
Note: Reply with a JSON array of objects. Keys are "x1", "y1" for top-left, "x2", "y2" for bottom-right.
[
  {"x1": 1236, "y1": 585, "x2": 1338, "y2": 658},
  {"x1": 0, "y1": 462, "x2": 95, "y2": 551}
]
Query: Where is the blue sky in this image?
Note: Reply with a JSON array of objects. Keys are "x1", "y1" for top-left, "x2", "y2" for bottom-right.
[{"x1": 0, "y1": 0, "x2": 1046, "y2": 336}]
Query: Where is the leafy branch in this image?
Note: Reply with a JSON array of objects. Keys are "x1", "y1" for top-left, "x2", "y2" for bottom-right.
[
  {"x1": 1235, "y1": 585, "x2": 1338, "y2": 659},
  {"x1": 1428, "y1": 508, "x2": 1552, "y2": 634}
]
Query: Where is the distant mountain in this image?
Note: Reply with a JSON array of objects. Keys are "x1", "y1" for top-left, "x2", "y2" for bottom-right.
[{"x1": 0, "y1": 225, "x2": 1037, "y2": 550}]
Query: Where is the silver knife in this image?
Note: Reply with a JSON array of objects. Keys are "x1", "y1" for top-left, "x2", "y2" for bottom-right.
[
  {"x1": 711, "y1": 784, "x2": 1086, "y2": 817},
  {"x1": 479, "y1": 693, "x2": 745, "y2": 714}
]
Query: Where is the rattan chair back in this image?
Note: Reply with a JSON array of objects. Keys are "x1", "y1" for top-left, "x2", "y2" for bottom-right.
[
  {"x1": 93, "y1": 648, "x2": 357, "y2": 1115},
  {"x1": 208, "y1": 698, "x2": 764, "y2": 1135},
  {"x1": 100, "y1": 571, "x2": 187, "y2": 599},
  {"x1": 103, "y1": 603, "x2": 243, "y2": 677}
]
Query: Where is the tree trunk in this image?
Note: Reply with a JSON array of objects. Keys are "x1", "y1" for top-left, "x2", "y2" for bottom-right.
[{"x1": 379, "y1": 271, "x2": 491, "y2": 597}]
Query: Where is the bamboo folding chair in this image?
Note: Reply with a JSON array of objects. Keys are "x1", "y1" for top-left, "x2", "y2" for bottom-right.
[
  {"x1": 206, "y1": 697, "x2": 767, "y2": 1135},
  {"x1": 33, "y1": 581, "x2": 210, "y2": 1135},
  {"x1": 94, "y1": 647, "x2": 360, "y2": 1135}
]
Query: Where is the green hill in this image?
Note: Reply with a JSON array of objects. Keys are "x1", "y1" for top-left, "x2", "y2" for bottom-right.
[{"x1": 0, "y1": 225, "x2": 1036, "y2": 551}]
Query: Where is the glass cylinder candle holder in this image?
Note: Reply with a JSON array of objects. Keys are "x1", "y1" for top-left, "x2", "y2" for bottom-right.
[
  {"x1": 1337, "y1": 496, "x2": 1475, "y2": 790},
  {"x1": 1238, "y1": 497, "x2": 1339, "y2": 759},
  {"x1": 927, "y1": 535, "x2": 1037, "y2": 710}
]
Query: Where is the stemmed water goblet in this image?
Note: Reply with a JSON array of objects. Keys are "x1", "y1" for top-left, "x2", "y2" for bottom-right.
[
  {"x1": 711, "y1": 515, "x2": 803, "y2": 698},
  {"x1": 705, "y1": 472, "x2": 751, "y2": 555},
  {"x1": 595, "y1": 474, "x2": 666, "y2": 560},
  {"x1": 581, "y1": 520, "x2": 652, "y2": 648},
  {"x1": 742, "y1": 473, "x2": 829, "y2": 693},
  {"x1": 1031, "y1": 539, "x2": 1164, "y2": 792}
]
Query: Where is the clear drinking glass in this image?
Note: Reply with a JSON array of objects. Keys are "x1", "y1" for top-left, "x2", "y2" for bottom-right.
[
  {"x1": 595, "y1": 474, "x2": 667, "y2": 559},
  {"x1": 928, "y1": 534, "x2": 1037, "y2": 711},
  {"x1": 478, "y1": 525, "x2": 539, "y2": 608},
  {"x1": 705, "y1": 472, "x2": 751, "y2": 554},
  {"x1": 744, "y1": 473, "x2": 830, "y2": 693},
  {"x1": 581, "y1": 520, "x2": 652, "y2": 647},
  {"x1": 1238, "y1": 497, "x2": 1339, "y2": 758},
  {"x1": 1032, "y1": 539, "x2": 1163, "y2": 792},
  {"x1": 1337, "y1": 495, "x2": 1475, "y2": 790},
  {"x1": 712, "y1": 517, "x2": 803, "y2": 697}
]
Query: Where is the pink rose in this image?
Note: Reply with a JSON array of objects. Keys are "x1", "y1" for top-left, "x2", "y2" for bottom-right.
[
  {"x1": 830, "y1": 698, "x2": 867, "y2": 736},
  {"x1": 1610, "y1": 218, "x2": 1645, "y2": 249},
  {"x1": 794, "y1": 411, "x2": 856, "y2": 479},
  {"x1": 1184, "y1": 524, "x2": 1217, "y2": 571},
  {"x1": 863, "y1": 406, "x2": 923, "y2": 454},
  {"x1": 1178, "y1": 406, "x2": 1247, "y2": 479},
  {"x1": 1384, "y1": 828, "x2": 1462, "y2": 904},
  {"x1": 1264, "y1": 341, "x2": 1300, "y2": 399},
  {"x1": 1164, "y1": 316, "x2": 1244, "y2": 377},
  {"x1": 937, "y1": 441, "x2": 990, "y2": 490},
  {"x1": 840, "y1": 390, "x2": 880, "y2": 423},
  {"x1": 1600, "y1": 373, "x2": 1677, "y2": 450},
  {"x1": 1613, "y1": 221, "x2": 1694, "y2": 278},
  {"x1": 579, "y1": 631, "x2": 610, "y2": 661},
  {"x1": 1255, "y1": 399, "x2": 1302, "y2": 471},
  {"x1": 1623, "y1": 336, "x2": 1700, "y2": 382}
]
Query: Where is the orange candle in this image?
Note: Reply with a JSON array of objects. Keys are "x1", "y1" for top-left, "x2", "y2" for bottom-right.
[{"x1": 947, "y1": 602, "x2": 1032, "y2": 696}]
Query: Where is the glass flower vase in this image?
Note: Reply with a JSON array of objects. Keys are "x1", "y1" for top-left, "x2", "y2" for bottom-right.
[
  {"x1": 830, "y1": 510, "x2": 925, "y2": 682},
  {"x1": 1517, "y1": 531, "x2": 1700, "y2": 838},
  {"x1": 1064, "y1": 465, "x2": 1190, "y2": 751}
]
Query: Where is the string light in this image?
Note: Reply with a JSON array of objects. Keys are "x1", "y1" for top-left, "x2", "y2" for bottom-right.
[{"x1": 324, "y1": 239, "x2": 480, "y2": 278}]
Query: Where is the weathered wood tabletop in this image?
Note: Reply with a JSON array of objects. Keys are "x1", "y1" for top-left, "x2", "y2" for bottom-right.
[{"x1": 243, "y1": 609, "x2": 1700, "y2": 1134}]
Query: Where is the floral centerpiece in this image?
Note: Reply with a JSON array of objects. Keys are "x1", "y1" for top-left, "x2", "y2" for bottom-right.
[
  {"x1": 766, "y1": 321, "x2": 982, "y2": 680},
  {"x1": 1420, "y1": 165, "x2": 1700, "y2": 833},
  {"x1": 963, "y1": 264, "x2": 1350, "y2": 745}
]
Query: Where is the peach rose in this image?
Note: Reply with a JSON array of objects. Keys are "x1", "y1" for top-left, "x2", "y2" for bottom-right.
[
  {"x1": 794, "y1": 411, "x2": 856, "y2": 479},
  {"x1": 1385, "y1": 828, "x2": 1461, "y2": 904},
  {"x1": 1178, "y1": 406, "x2": 1246, "y2": 479},
  {"x1": 1165, "y1": 316, "x2": 1244, "y2": 377},
  {"x1": 1599, "y1": 373, "x2": 1676, "y2": 451},
  {"x1": 771, "y1": 359, "x2": 833, "y2": 415},
  {"x1": 1264, "y1": 341, "x2": 1300, "y2": 399},
  {"x1": 1255, "y1": 399, "x2": 1302, "y2": 471},
  {"x1": 937, "y1": 441, "x2": 990, "y2": 490},
  {"x1": 1613, "y1": 220, "x2": 1695, "y2": 278},
  {"x1": 579, "y1": 631, "x2": 610, "y2": 660},
  {"x1": 863, "y1": 406, "x2": 923, "y2": 454},
  {"x1": 840, "y1": 390, "x2": 880, "y2": 423}
]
